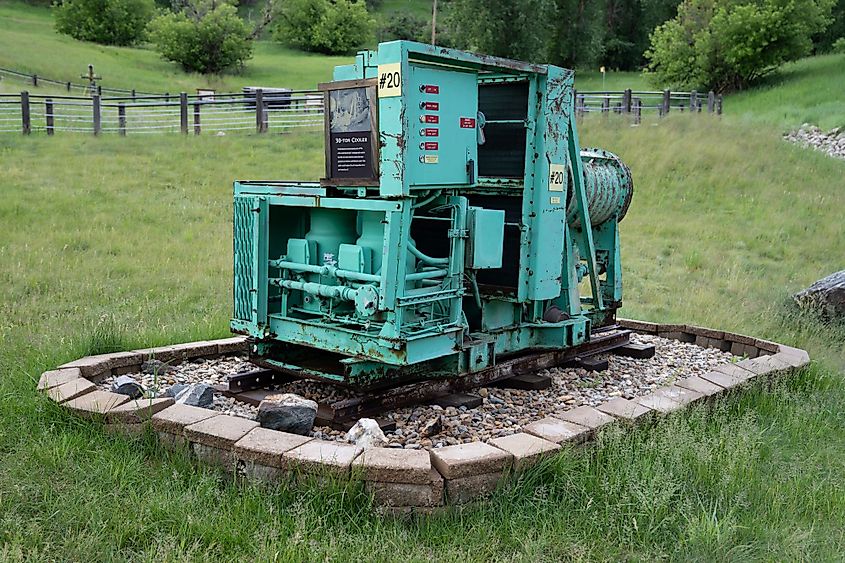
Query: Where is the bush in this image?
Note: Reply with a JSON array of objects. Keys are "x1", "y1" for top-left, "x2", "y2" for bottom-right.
[
  {"x1": 645, "y1": 0, "x2": 835, "y2": 92},
  {"x1": 273, "y1": 0, "x2": 374, "y2": 55},
  {"x1": 54, "y1": 0, "x2": 155, "y2": 46},
  {"x1": 834, "y1": 37, "x2": 845, "y2": 53},
  {"x1": 377, "y1": 13, "x2": 427, "y2": 42},
  {"x1": 148, "y1": 2, "x2": 253, "y2": 74}
]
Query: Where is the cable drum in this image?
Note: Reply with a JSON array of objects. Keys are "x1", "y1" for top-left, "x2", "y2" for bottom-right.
[{"x1": 566, "y1": 148, "x2": 634, "y2": 227}]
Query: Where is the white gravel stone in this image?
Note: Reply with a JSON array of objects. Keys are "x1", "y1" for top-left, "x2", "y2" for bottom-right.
[
  {"x1": 784, "y1": 124, "x2": 845, "y2": 160},
  {"x1": 96, "y1": 334, "x2": 736, "y2": 449}
]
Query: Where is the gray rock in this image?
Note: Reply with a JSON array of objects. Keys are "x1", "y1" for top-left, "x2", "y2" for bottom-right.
[
  {"x1": 794, "y1": 271, "x2": 845, "y2": 318},
  {"x1": 175, "y1": 383, "x2": 214, "y2": 408},
  {"x1": 141, "y1": 359, "x2": 171, "y2": 376},
  {"x1": 257, "y1": 393, "x2": 317, "y2": 435},
  {"x1": 421, "y1": 415, "x2": 442, "y2": 437},
  {"x1": 163, "y1": 383, "x2": 190, "y2": 398},
  {"x1": 346, "y1": 418, "x2": 387, "y2": 449},
  {"x1": 111, "y1": 375, "x2": 143, "y2": 399}
]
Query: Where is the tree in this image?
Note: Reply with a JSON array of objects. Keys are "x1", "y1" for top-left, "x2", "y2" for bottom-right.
[
  {"x1": 645, "y1": 0, "x2": 835, "y2": 91},
  {"x1": 549, "y1": 0, "x2": 606, "y2": 68},
  {"x1": 148, "y1": 1, "x2": 253, "y2": 74},
  {"x1": 445, "y1": 0, "x2": 556, "y2": 61},
  {"x1": 54, "y1": 0, "x2": 155, "y2": 46},
  {"x1": 377, "y1": 12, "x2": 427, "y2": 42},
  {"x1": 273, "y1": 0, "x2": 374, "y2": 55}
]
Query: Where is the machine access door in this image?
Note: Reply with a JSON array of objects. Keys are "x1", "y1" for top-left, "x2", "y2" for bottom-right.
[{"x1": 406, "y1": 65, "x2": 478, "y2": 187}]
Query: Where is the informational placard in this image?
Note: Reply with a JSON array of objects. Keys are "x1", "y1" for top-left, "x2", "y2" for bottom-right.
[
  {"x1": 377, "y1": 63, "x2": 402, "y2": 97},
  {"x1": 318, "y1": 79, "x2": 379, "y2": 185},
  {"x1": 549, "y1": 163, "x2": 565, "y2": 192}
]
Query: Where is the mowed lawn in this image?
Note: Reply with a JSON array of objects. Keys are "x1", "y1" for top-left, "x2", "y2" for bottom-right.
[{"x1": 1, "y1": 111, "x2": 844, "y2": 560}]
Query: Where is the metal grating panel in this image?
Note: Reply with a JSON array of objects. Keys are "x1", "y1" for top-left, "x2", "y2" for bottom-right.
[{"x1": 233, "y1": 196, "x2": 255, "y2": 321}]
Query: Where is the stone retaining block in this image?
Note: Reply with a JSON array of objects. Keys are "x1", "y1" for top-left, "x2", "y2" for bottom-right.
[
  {"x1": 151, "y1": 404, "x2": 218, "y2": 448},
  {"x1": 352, "y1": 447, "x2": 432, "y2": 484},
  {"x1": 523, "y1": 416, "x2": 590, "y2": 444},
  {"x1": 38, "y1": 368, "x2": 82, "y2": 391},
  {"x1": 555, "y1": 405, "x2": 616, "y2": 433},
  {"x1": 47, "y1": 378, "x2": 96, "y2": 403},
  {"x1": 283, "y1": 440, "x2": 362, "y2": 476},
  {"x1": 596, "y1": 397, "x2": 652, "y2": 422},
  {"x1": 365, "y1": 468, "x2": 444, "y2": 508},
  {"x1": 674, "y1": 376, "x2": 723, "y2": 397},
  {"x1": 64, "y1": 390, "x2": 130, "y2": 417},
  {"x1": 488, "y1": 432, "x2": 560, "y2": 471},
  {"x1": 430, "y1": 441, "x2": 512, "y2": 480},
  {"x1": 107, "y1": 398, "x2": 174, "y2": 424}
]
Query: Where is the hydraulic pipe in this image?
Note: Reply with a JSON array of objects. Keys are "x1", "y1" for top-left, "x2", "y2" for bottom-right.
[
  {"x1": 407, "y1": 242, "x2": 449, "y2": 266},
  {"x1": 269, "y1": 259, "x2": 380, "y2": 283},
  {"x1": 406, "y1": 268, "x2": 449, "y2": 281},
  {"x1": 269, "y1": 278, "x2": 357, "y2": 301}
]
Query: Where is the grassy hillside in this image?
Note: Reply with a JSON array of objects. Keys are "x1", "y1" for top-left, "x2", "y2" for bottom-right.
[{"x1": 0, "y1": 114, "x2": 844, "y2": 559}]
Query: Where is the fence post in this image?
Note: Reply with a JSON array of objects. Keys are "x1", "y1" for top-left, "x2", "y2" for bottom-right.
[
  {"x1": 45, "y1": 98, "x2": 54, "y2": 136},
  {"x1": 118, "y1": 103, "x2": 126, "y2": 136},
  {"x1": 577, "y1": 94, "x2": 585, "y2": 117},
  {"x1": 92, "y1": 94, "x2": 101, "y2": 136},
  {"x1": 131, "y1": 89, "x2": 136, "y2": 101},
  {"x1": 623, "y1": 88, "x2": 632, "y2": 113},
  {"x1": 66, "y1": 81, "x2": 71, "y2": 92},
  {"x1": 32, "y1": 74, "x2": 38, "y2": 87},
  {"x1": 634, "y1": 97, "x2": 641, "y2": 125},
  {"x1": 661, "y1": 89, "x2": 670, "y2": 117},
  {"x1": 97, "y1": 85, "x2": 102, "y2": 97},
  {"x1": 689, "y1": 90, "x2": 697, "y2": 112},
  {"x1": 717, "y1": 95, "x2": 723, "y2": 115},
  {"x1": 193, "y1": 101, "x2": 201, "y2": 135},
  {"x1": 707, "y1": 91, "x2": 715, "y2": 113},
  {"x1": 602, "y1": 95, "x2": 609, "y2": 117},
  {"x1": 256, "y1": 89, "x2": 265, "y2": 133},
  {"x1": 179, "y1": 92, "x2": 188, "y2": 135},
  {"x1": 21, "y1": 91, "x2": 30, "y2": 135}
]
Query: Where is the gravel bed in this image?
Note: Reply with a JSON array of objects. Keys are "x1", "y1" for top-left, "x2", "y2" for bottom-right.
[{"x1": 98, "y1": 333, "x2": 736, "y2": 449}]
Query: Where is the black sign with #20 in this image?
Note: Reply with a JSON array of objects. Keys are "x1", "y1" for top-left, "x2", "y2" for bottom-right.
[{"x1": 328, "y1": 87, "x2": 375, "y2": 179}]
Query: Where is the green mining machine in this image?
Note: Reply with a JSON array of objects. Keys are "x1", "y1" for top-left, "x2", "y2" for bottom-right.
[{"x1": 231, "y1": 41, "x2": 634, "y2": 391}]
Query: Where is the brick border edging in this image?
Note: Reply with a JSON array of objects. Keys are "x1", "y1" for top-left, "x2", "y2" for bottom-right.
[{"x1": 36, "y1": 324, "x2": 810, "y2": 515}]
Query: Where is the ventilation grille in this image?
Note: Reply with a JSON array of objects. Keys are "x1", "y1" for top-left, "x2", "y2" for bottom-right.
[{"x1": 233, "y1": 196, "x2": 255, "y2": 322}]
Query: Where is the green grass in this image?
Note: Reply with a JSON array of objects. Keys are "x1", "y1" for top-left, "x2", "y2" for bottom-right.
[{"x1": 1, "y1": 114, "x2": 844, "y2": 560}]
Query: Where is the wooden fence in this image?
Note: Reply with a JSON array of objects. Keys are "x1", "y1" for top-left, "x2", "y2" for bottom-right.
[
  {"x1": 574, "y1": 89, "x2": 723, "y2": 123},
  {"x1": 0, "y1": 88, "x2": 722, "y2": 136},
  {"x1": 0, "y1": 90, "x2": 324, "y2": 135}
]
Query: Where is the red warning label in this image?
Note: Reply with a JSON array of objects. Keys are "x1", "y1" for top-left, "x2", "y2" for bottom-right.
[
  {"x1": 423, "y1": 142, "x2": 439, "y2": 150},
  {"x1": 422, "y1": 101, "x2": 439, "y2": 110},
  {"x1": 422, "y1": 115, "x2": 439, "y2": 124},
  {"x1": 423, "y1": 85, "x2": 440, "y2": 94},
  {"x1": 460, "y1": 117, "x2": 476, "y2": 128},
  {"x1": 422, "y1": 128, "x2": 439, "y2": 136}
]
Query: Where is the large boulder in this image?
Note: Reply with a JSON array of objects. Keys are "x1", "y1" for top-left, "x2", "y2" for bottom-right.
[
  {"x1": 174, "y1": 383, "x2": 214, "y2": 408},
  {"x1": 345, "y1": 418, "x2": 387, "y2": 449},
  {"x1": 794, "y1": 271, "x2": 845, "y2": 319},
  {"x1": 257, "y1": 393, "x2": 317, "y2": 435},
  {"x1": 111, "y1": 375, "x2": 144, "y2": 399}
]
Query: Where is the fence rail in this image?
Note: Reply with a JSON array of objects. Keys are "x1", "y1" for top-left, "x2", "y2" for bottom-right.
[
  {"x1": 0, "y1": 87, "x2": 721, "y2": 136},
  {"x1": 0, "y1": 90, "x2": 325, "y2": 136},
  {"x1": 574, "y1": 89, "x2": 723, "y2": 122},
  {"x1": 0, "y1": 66, "x2": 161, "y2": 97}
]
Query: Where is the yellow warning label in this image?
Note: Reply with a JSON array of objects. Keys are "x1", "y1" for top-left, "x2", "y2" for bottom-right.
[
  {"x1": 423, "y1": 155, "x2": 439, "y2": 164},
  {"x1": 550, "y1": 196, "x2": 561, "y2": 204},
  {"x1": 377, "y1": 63, "x2": 402, "y2": 98}
]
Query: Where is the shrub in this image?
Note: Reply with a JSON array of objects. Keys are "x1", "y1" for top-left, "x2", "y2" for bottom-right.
[
  {"x1": 273, "y1": 0, "x2": 374, "y2": 55},
  {"x1": 148, "y1": 2, "x2": 253, "y2": 74},
  {"x1": 834, "y1": 37, "x2": 845, "y2": 54},
  {"x1": 645, "y1": 0, "x2": 835, "y2": 92},
  {"x1": 377, "y1": 12, "x2": 427, "y2": 42},
  {"x1": 54, "y1": 0, "x2": 155, "y2": 46}
]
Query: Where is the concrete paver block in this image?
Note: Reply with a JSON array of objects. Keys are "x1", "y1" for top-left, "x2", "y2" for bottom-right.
[
  {"x1": 488, "y1": 432, "x2": 560, "y2": 471},
  {"x1": 523, "y1": 417, "x2": 589, "y2": 444},
  {"x1": 634, "y1": 392, "x2": 682, "y2": 415},
  {"x1": 38, "y1": 368, "x2": 82, "y2": 391},
  {"x1": 184, "y1": 414, "x2": 259, "y2": 450},
  {"x1": 445, "y1": 471, "x2": 503, "y2": 504},
  {"x1": 152, "y1": 404, "x2": 218, "y2": 435},
  {"x1": 429, "y1": 441, "x2": 513, "y2": 479},
  {"x1": 47, "y1": 378, "x2": 96, "y2": 403},
  {"x1": 596, "y1": 397, "x2": 653, "y2": 422},
  {"x1": 107, "y1": 397, "x2": 174, "y2": 424},
  {"x1": 651, "y1": 385, "x2": 705, "y2": 406},
  {"x1": 60, "y1": 351, "x2": 143, "y2": 379},
  {"x1": 674, "y1": 377, "x2": 723, "y2": 397},
  {"x1": 234, "y1": 427, "x2": 312, "y2": 468},
  {"x1": 216, "y1": 336, "x2": 249, "y2": 354},
  {"x1": 555, "y1": 405, "x2": 616, "y2": 431},
  {"x1": 352, "y1": 447, "x2": 432, "y2": 484},
  {"x1": 64, "y1": 390, "x2": 130, "y2": 416},
  {"x1": 366, "y1": 468, "x2": 444, "y2": 507},
  {"x1": 283, "y1": 440, "x2": 362, "y2": 475}
]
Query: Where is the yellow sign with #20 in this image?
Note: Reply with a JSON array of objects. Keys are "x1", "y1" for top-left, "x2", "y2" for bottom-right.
[{"x1": 377, "y1": 63, "x2": 402, "y2": 97}]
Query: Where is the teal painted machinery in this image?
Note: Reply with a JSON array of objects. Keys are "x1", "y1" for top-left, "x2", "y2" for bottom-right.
[{"x1": 231, "y1": 41, "x2": 633, "y2": 390}]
